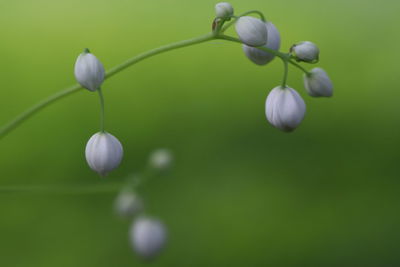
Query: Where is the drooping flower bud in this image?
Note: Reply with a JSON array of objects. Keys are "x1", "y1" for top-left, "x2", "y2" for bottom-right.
[
  {"x1": 85, "y1": 132, "x2": 123, "y2": 176},
  {"x1": 114, "y1": 189, "x2": 144, "y2": 218},
  {"x1": 130, "y1": 217, "x2": 167, "y2": 259},
  {"x1": 265, "y1": 86, "x2": 306, "y2": 132},
  {"x1": 290, "y1": 41, "x2": 319, "y2": 63},
  {"x1": 235, "y1": 16, "x2": 268, "y2": 47},
  {"x1": 242, "y1": 22, "x2": 281, "y2": 65},
  {"x1": 303, "y1": 68, "x2": 333, "y2": 97},
  {"x1": 74, "y1": 49, "x2": 105, "y2": 92},
  {"x1": 148, "y1": 149, "x2": 173, "y2": 171},
  {"x1": 215, "y1": 2, "x2": 234, "y2": 19}
]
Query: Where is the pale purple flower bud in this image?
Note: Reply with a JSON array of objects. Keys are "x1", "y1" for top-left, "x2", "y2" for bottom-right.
[
  {"x1": 215, "y1": 2, "x2": 234, "y2": 19},
  {"x1": 291, "y1": 41, "x2": 319, "y2": 63},
  {"x1": 265, "y1": 86, "x2": 306, "y2": 132},
  {"x1": 303, "y1": 68, "x2": 333, "y2": 97},
  {"x1": 130, "y1": 217, "x2": 167, "y2": 259},
  {"x1": 74, "y1": 49, "x2": 105, "y2": 91},
  {"x1": 243, "y1": 22, "x2": 281, "y2": 65},
  {"x1": 149, "y1": 149, "x2": 173, "y2": 171},
  {"x1": 235, "y1": 16, "x2": 268, "y2": 47},
  {"x1": 114, "y1": 189, "x2": 144, "y2": 218},
  {"x1": 85, "y1": 132, "x2": 123, "y2": 176}
]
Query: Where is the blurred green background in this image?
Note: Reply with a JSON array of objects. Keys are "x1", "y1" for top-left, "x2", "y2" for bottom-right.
[{"x1": 0, "y1": 0, "x2": 399, "y2": 266}]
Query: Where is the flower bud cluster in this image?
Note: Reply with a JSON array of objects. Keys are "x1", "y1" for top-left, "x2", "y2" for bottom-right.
[
  {"x1": 73, "y1": 46, "x2": 175, "y2": 259},
  {"x1": 74, "y1": 5, "x2": 332, "y2": 260},
  {"x1": 114, "y1": 192, "x2": 167, "y2": 259},
  {"x1": 112, "y1": 149, "x2": 174, "y2": 260},
  {"x1": 114, "y1": 191, "x2": 167, "y2": 259},
  {"x1": 225, "y1": 4, "x2": 333, "y2": 132}
]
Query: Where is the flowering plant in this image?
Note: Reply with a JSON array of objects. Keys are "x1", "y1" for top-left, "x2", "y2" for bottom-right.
[{"x1": 0, "y1": 2, "x2": 333, "y2": 261}]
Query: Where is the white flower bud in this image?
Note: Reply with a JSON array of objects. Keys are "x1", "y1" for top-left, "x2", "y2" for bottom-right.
[
  {"x1": 265, "y1": 86, "x2": 306, "y2": 132},
  {"x1": 242, "y1": 22, "x2": 281, "y2": 65},
  {"x1": 235, "y1": 16, "x2": 268, "y2": 47},
  {"x1": 74, "y1": 49, "x2": 105, "y2": 91},
  {"x1": 215, "y1": 2, "x2": 234, "y2": 19},
  {"x1": 148, "y1": 149, "x2": 173, "y2": 171},
  {"x1": 85, "y1": 132, "x2": 123, "y2": 176},
  {"x1": 303, "y1": 68, "x2": 333, "y2": 97},
  {"x1": 114, "y1": 189, "x2": 144, "y2": 218},
  {"x1": 291, "y1": 41, "x2": 319, "y2": 63},
  {"x1": 130, "y1": 217, "x2": 167, "y2": 259}
]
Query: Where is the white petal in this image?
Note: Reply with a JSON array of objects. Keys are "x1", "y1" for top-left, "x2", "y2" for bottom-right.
[
  {"x1": 235, "y1": 16, "x2": 268, "y2": 47},
  {"x1": 243, "y1": 22, "x2": 281, "y2": 65},
  {"x1": 265, "y1": 87, "x2": 306, "y2": 132}
]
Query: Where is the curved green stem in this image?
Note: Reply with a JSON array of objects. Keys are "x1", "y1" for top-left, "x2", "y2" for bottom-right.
[
  {"x1": 105, "y1": 33, "x2": 215, "y2": 79},
  {"x1": 98, "y1": 88, "x2": 105, "y2": 132},
  {"x1": 0, "y1": 31, "x2": 310, "y2": 141},
  {"x1": 0, "y1": 33, "x2": 215, "y2": 140},
  {"x1": 221, "y1": 10, "x2": 266, "y2": 33},
  {"x1": 0, "y1": 84, "x2": 82, "y2": 139},
  {"x1": 0, "y1": 26, "x2": 315, "y2": 196}
]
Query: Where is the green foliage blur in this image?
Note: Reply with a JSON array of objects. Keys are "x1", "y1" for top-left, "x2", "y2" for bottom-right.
[{"x1": 0, "y1": 0, "x2": 399, "y2": 266}]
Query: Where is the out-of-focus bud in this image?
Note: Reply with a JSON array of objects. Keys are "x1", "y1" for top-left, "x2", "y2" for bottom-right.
[
  {"x1": 215, "y1": 2, "x2": 234, "y2": 19},
  {"x1": 291, "y1": 41, "x2": 319, "y2": 63},
  {"x1": 303, "y1": 68, "x2": 333, "y2": 97},
  {"x1": 235, "y1": 16, "x2": 268, "y2": 47},
  {"x1": 148, "y1": 149, "x2": 173, "y2": 171},
  {"x1": 74, "y1": 48, "x2": 105, "y2": 92},
  {"x1": 242, "y1": 22, "x2": 280, "y2": 65},
  {"x1": 130, "y1": 217, "x2": 167, "y2": 260},
  {"x1": 85, "y1": 132, "x2": 123, "y2": 176},
  {"x1": 265, "y1": 86, "x2": 306, "y2": 132},
  {"x1": 114, "y1": 189, "x2": 144, "y2": 218}
]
